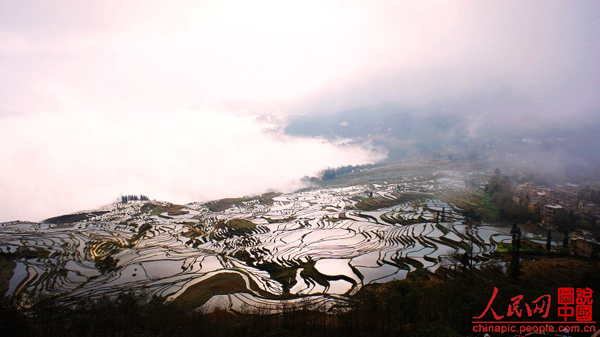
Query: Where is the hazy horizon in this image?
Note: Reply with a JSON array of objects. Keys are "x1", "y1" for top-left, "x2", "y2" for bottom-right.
[{"x1": 1, "y1": 0, "x2": 599, "y2": 222}]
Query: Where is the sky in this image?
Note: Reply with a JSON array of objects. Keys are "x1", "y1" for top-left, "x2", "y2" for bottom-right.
[{"x1": 1, "y1": 0, "x2": 599, "y2": 221}]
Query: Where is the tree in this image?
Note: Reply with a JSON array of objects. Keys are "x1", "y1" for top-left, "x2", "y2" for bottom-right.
[
  {"x1": 443, "y1": 249, "x2": 461, "y2": 278},
  {"x1": 546, "y1": 230, "x2": 552, "y2": 253},
  {"x1": 322, "y1": 168, "x2": 336, "y2": 180},
  {"x1": 563, "y1": 229, "x2": 569, "y2": 249},
  {"x1": 509, "y1": 223, "x2": 522, "y2": 283},
  {"x1": 461, "y1": 252, "x2": 470, "y2": 270},
  {"x1": 510, "y1": 223, "x2": 522, "y2": 251}
]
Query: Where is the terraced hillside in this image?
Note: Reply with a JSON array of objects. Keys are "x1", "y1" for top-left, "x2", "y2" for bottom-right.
[{"x1": 0, "y1": 172, "x2": 514, "y2": 312}]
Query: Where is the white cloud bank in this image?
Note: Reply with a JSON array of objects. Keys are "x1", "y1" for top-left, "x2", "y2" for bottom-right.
[
  {"x1": 0, "y1": 108, "x2": 382, "y2": 222},
  {"x1": 1, "y1": 0, "x2": 598, "y2": 221}
]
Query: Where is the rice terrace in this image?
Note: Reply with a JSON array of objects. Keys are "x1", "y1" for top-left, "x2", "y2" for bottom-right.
[
  {"x1": 1, "y1": 167, "x2": 519, "y2": 312},
  {"x1": 2, "y1": 161, "x2": 599, "y2": 337}
]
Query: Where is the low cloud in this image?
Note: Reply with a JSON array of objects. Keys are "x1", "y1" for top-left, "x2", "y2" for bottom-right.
[
  {"x1": 1, "y1": 1, "x2": 598, "y2": 221},
  {"x1": 0, "y1": 108, "x2": 382, "y2": 222}
]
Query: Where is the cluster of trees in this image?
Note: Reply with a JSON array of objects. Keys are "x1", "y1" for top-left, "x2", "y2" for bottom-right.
[
  {"x1": 479, "y1": 169, "x2": 532, "y2": 222},
  {"x1": 120, "y1": 195, "x2": 150, "y2": 203},
  {"x1": 554, "y1": 210, "x2": 579, "y2": 231},
  {"x1": 321, "y1": 164, "x2": 374, "y2": 181}
]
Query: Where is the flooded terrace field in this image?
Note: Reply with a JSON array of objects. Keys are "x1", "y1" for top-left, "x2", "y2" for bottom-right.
[{"x1": 1, "y1": 172, "x2": 516, "y2": 312}]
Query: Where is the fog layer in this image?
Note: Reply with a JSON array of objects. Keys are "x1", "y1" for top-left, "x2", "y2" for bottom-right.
[
  {"x1": 1, "y1": 1, "x2": 599, "y2": 220},
  {"x1": 0, "y1": 109, "x2": 381, "y2": 222}
]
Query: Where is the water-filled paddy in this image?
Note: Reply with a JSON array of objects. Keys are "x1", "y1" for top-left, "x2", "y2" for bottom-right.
[{"x1": 1, "y1": 176, "x2": 535, "y2": 312}]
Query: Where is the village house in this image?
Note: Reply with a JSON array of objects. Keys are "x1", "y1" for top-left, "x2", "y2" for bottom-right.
[
  {"x1": 543, "y1": 204, "x2": 563, "y2": 218},
  {"x1": 542, "y1": 204, "x2": 564, "y2": 225},
  {"x1": 528, "y1": 202, "x2": 540, "y2": 215},
  {"x1": 579, "y1": 201, "x2": 598, "y2": 215},
  {"x1": 570, "y1": 232, "x2": 600, "y2": 258}
]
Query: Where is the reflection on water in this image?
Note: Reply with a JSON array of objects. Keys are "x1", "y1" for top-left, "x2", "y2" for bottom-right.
[
  {"x1": 6, "y1": 261, "x2": 27, "y2": 297},
  {"x1": 1, "y1": 177, "x2": 536, "y2": 312}
]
